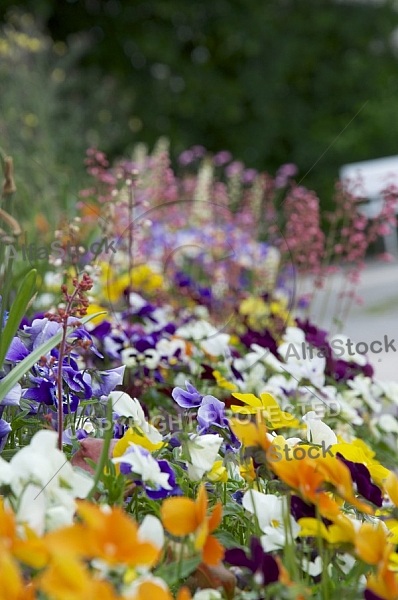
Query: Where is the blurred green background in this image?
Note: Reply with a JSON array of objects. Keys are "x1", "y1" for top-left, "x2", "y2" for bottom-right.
[{"x1": 1, "y1": 0, "x2": 398, "y2": 226}]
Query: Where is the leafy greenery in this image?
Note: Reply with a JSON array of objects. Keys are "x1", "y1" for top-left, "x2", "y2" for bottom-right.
[{"x1": 1, "y1": 0, "x2": 397, "y2": 208}]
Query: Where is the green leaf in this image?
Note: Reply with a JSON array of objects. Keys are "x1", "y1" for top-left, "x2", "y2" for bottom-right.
[
  {"x1": 155, "y1": 555, "x2": 201, "y2": 584},
  {"x1": 215, "y1": 529, "x2": 243, "y2": 549},
  {"x1": 0, "y1": 312, "x2": 106, "y2": 403},
  {"x1": 0, "y1": 268, "x2": 37, "y2": 370}
]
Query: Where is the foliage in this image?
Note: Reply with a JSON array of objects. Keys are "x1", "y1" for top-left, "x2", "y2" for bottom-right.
[{"x1": 1, "y1": 1, "x2": 398, "y2": 205}]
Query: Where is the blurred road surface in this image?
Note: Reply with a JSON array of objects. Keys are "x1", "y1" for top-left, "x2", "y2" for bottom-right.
[{"x1": 298, "y1": 260, "x2": 398, "y2": 382}]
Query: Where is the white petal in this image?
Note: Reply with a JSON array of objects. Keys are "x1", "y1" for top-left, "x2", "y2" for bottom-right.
[
  {"x1": 378, "y1": 414, "x2": 398, "y2": 433},
  {"x1": 0, "y1": 456, "x2": 12, "y2": 485},
  {"x1": 109, "y1": 391, "x2": 145, "y2": 422},
  {"x1": 17, "y1": 484, "x2": 46, "y2": 535},
  {"x1": 242, "y1": 490, "x2": 283, "y2": 531},
  {"x1": 138, "y1": 515, "x2": 164, "y2": 549},
  {"x1": 186, "y1": 434, "x2": 223, "y2": 480},
  {"x1": 303, "y1": 411, "x2": 337, "y2": 446},
  {"x1": 302, "y1": 555, "x2": 323, "y2": 577}
]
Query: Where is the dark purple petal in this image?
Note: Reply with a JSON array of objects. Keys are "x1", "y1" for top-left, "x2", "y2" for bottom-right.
[
  {"x1": 250, "y1": 536, "x2": 265, "y2": 570},
  {"x1": 336, "y1": 453, "x2": 382, "y2": 507},
  {"x1": 23, "y1": 380, "x2": 55, "y2": 405},
  {"x1": 89, "y1": 320, "x2": 112, "y2": 340},
  {"x1": 290, "y1": 495, "x2": 316, "y2": 521},
  {"x1": 364, "y1": 591, "x2": 385, "y2": 600},
  {"x1": 261, "y1": 554, "x2": 280, "y2": 585},
  {"x1": 146, "y1": 460, "x2": 181, "y2": 500},
  {"x1": 224, "y1": 548, "x2": 256, "y2": 572}
]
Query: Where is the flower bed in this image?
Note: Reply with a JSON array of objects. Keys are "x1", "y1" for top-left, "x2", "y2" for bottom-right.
[{"x1": 0, "y1": 144, "x2": 398, "y2": 599}]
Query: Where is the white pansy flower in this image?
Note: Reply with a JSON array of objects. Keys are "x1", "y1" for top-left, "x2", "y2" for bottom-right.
[
  {"x1": 281, "y1": 326, "x2": 306, "y2": 345},
  {"x1": 347, "y1": 375, "x2": 382, "y2": 413},
  {"x1": 375, "y1": 380, "x2": 398, "y2": 405},
  {"x1": 175, "y1": 320, "x2": 230, "y2": 356},
  {"x1": 282, "y1": 355, "x2": 326, "y2": 389},
  {"x1": 121, "y1": 347, "x2": 160, "y2": 370},
  {"x1": 303, "y1": 411, "x2": 337, "y2": 446},
  {"x1": 375, "y1": 413, "x2": 398, "y2": 434},
  {"x1": 329, "y1": 334, "x2": 367, "y2": 366},
  {"x1": 0, "y1": 430, "x2": 92, "y2": 534},
  {"x1": 302, "y1": 556, "x2": 328, "y2": 577},
  {"x1": 112, "y1": 444, "x2": 171, "y2": 490},
  {"x1": 185, "y1": 433, "x2": 223, "y2": 480},
  {"x1": 242, "y1": 490, "x2": 300, "y2": 552},
  {"x1": 235, "y1": 363, "x2": 266, "y2": 394},
  {"x1": 156, "y1": 337, "x2": 187, "y2": 362},
  {"x1": 109, "y1": 391, "x2": 162, "y2": 444},
  {"x1": 128, "y1": 292, "x2": 147, "y2": 311}
]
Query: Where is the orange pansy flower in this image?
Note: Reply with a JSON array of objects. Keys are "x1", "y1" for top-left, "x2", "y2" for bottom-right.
[
  {"x1": 161, "y1": 484, "x2": 224, "y2": 566},
  {"x1": 270, "y1": 454, "x2": 340, "y2": 517},
  {"x1": 0, "y1": 550, "x2": 35, "y2": 600},
  {"x1": 44, "y1": 502, "x2": 159, "y2": 569},
  {"x1": 76, "y1": 501, "x2": 160, "y2": 567},
  {"x1": 37, "y1": 555, "x2": 119, "y2": 600},
  {"x1": 0, "y1": 499, "x2": 48, "y2": 570},
  {"x1": 355, "y1": 522, "x2": 392, "y2": 566},
  {"x1": 366, "y1": 554, "x2": 398, "y2": 600}
]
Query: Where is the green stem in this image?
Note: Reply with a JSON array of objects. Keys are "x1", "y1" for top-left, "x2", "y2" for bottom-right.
[{"x1": 86, "y1": 397, "x2": 113, "y2": 500}]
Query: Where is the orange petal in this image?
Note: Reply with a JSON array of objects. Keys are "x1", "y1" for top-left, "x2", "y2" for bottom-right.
[
  {"x1": 131, "y1": 581, "x2": 172, "y2": 600},
  {"x1": 208, "y1": 503, "x2": 223, "y2": 532},
  {"x1": 195, "y1": 484, "x2": 208, "y2": 523},
  {"x1": 355, "y1": 523, "x2": 388, "y2": 565},
  {"x1": 176, "y1": 587, "x2": 192, "y2": 600},
  {"x1": 202, "y1": 534, "x2": 224, "y2": 566},
  {"x1": 161, "y1": 497, "x2": 198, "y2": 536}
]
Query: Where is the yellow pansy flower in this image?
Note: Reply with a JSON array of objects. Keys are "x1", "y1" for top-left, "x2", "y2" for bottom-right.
[
  {"x1": 113, "y1": 427, "x2": 164, "y2": 458},
  {"x1": 207, "y1": 460, "x2": 228, "y2": 483},
  {"x1": 231, "y1": 392, "x2": 300, "y2": 429},
  {"x1": 240, "y1": 458, "x2": 256, "y2": 482},
  {"x1": 212, "y1": 370, "x2": 238, "y2": 392},
  {"x1": 331, "y1": 441, "x2": 390, "y2": 486},
  {"x1": 84, "y1": 303, "x2": 108, "y2": 325}
]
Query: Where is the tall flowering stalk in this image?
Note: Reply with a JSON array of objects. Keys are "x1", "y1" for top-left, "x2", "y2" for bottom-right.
[
  {"x1": 71, "y1": 143, "x2": 398, "y2": 330},
  {"x1": 46, "y1": 273, "x2": 93, "y2": 450}
]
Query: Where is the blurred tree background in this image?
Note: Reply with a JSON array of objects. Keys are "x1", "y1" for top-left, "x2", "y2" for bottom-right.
[{"x1": 1, "y1": 0, "x2": 398, "y2": 217}]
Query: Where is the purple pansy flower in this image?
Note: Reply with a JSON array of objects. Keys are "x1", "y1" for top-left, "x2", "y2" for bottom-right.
[
  {"x1": 172, "y1": 381, "x2": 203, "y2": 409},
  {"x1": 224, "y1": 536, "x2": 279, "y2": 587},
  {"x1": 5, "y1": 338, "x2": 30, "y2": 362},
  {"x1": 197, "y1": 395, "x2": 229, "y2": 431},
  {"x1": 0, "y1": 419, "x2": 11, "y2": 452},
  {"x1": 197, "y1": 395, "x2": 241, "y2": 452},
  {"x1": 83, "y1": 365, "x2": 125, "y2": 397},
  {"x1": 146, "y1": 460, "x2": 182, "y2": 500},
  {"x1": 0, "y1": 382, "x2": 21, "y2": 406},
  {"x1": 62, "y1": 427, "x2": 89, "y2": 446}
]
